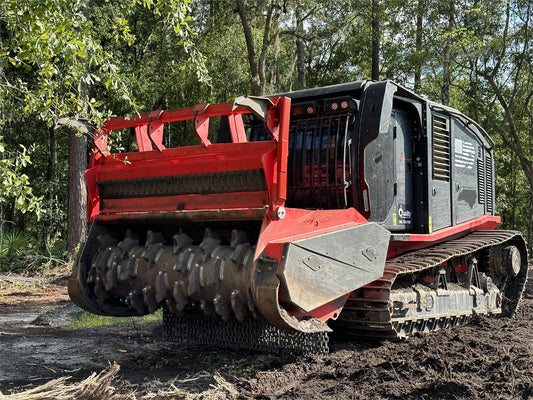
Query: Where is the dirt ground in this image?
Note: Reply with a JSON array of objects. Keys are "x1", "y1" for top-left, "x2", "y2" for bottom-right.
[{"x1": 0, "y1": 265, "x2": 531, "y2": 399}]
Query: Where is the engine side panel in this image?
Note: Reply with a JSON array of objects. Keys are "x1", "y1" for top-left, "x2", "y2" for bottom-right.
[
  {"x1": 451, "y1": 117, "x2": 494, "y2": 224},
  {"x1": 427, "y1": 107, "x2": 495, "y2": 233}
]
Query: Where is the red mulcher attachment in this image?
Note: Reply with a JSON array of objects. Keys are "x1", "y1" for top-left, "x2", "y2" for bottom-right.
[{"x1": 69, "y1": 96, "x2": 390, "y2": 335}]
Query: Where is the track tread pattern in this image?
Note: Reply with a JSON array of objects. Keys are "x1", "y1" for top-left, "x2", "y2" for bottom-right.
[{"x1": 334, "y1": 230, "x2": 528, "y2": 340}]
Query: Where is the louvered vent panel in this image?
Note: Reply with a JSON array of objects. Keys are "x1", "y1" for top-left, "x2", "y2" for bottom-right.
[
  {"x1": 477, "y1": 148, "x2": 485, "y2": 205},
  {"x1": 485, "y1": 153, "x2": 494, "y2": 213},
  {"x1": 432, "y1": 114, "x2": 450, "y2": 181}
]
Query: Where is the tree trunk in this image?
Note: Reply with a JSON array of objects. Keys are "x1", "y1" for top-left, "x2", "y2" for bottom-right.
[
  {"x1": 296, "y1": 3, "x2": 306, "y2": 89},
  {"x1": 527, "y1": 197, "x2": 533, "y2": 254},
  {"x1": 414, "y1": 0, "x2": 424, "y2": 92},
  {"x1": 235, "y1": 0, "x2": 261, "y2": 95},
  {"x1": 67, "y1": 1, "x2": 89, "y2": 258},
  {"x1": 66, "y1": 131, "x2": 87, "y2": 257},
  {"x1": 371, "y1": 0, "x2": 380, "y2": 81},
  {"x1": 441, "y1": 2, "x2": 455, "y2": 105},
  {"x1": 485, "y1": 74, "x2": 533, "y2": 252},
  {"x1": 0, "y1": 202, "x2": 3, "y2": 255},
  {"x1": 235, "y1": 0, "x2": 279, "y2": 95}
]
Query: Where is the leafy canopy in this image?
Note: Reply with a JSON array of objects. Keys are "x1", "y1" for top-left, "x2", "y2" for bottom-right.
[{"x1": 0, "y1": 0, "x2": 205, "y2": 127}]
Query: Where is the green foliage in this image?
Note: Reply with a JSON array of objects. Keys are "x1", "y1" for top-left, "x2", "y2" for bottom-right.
[
  {"x1": 0, "y1": 228, "x2": 31, "y2": 257},
  {"x1": 1, "y1": 0, "x2": 108, "y2": 125},
  {"x1": 0, "y1": 136, "x2": 42, "y2": 215},
  {"x1": 0, "y1": 0, "x2": 208, "y2": 126},
  {"x1": 0, "y1": 0, "x2": 206, "y2": 269},
  {"x1": 0, "y1": 227, "x2": 44, "y2": 272}
]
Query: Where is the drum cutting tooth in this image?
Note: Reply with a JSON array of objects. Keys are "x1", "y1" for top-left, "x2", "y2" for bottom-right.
[
  {"x1": 208, "y1": 258, "x2": 221, "y2": 285},
  {"x1": 153, "y1": 246, "x2": 167, "y2": 266},
  {"x1": 143, "y1": 242, "x2": 163, "y2": 265},
  {"x1": 91, "y1": 248, "x2": 111, "y2": 273},
  {"x1": 230, "y1": 230, "x2": 248, "y2": 248},
  {"x1": 133, "y1": 255, "x2": 152, "y2": 279},
  {"x1": 186, "y1": 251, "x2": 196, "y2": 272},
  {"x1": 127, "y1": 243, "x2": 144, "y2": 258},
  {"x1": 199, "y1": 259, "x2": 218, "y2": 287},
  {"x1": 163, "y1": 270, "x2": 170, "y2": 288},
  {"x1": 104, "y1": 248, "x2": 122, "y2": 290},
  {"x1": 116, "y1": 264, "x2": 124, "y2": 282},
  {"x1": 146, "y1": 231, "x2": 165, "y2": 246},
  {"x1": 108, "y1": 246, "x2": 123, "y2": 263},
  {"x1": 200, "y1": 237, "x2": 220, "y2": 261},
  {"x1": 118, "y1": 235, "x2": 139, "y2": 255},
  {"x1": 96, "y1": 234, "x2": 116, "y2": 249},
  {"x1": 142, "y1": 286, "x2": 159, "y2": 313},
  {"x1": 200, "y1": 228, "x2": 220, "y2": 255},
  {"x1": 127, "y1": 290, "x2": 145, "y2": 314},
  {"x1": 174, "y1": 249, "x2": 191, "y2": 273},
  {"x1": 187, "y1": 264, "x2": 201, "y2": 296},
  {"x1": 232, "y1": 243, "x2": 251, "y2": 265},
  {"x1": 165, "y1": 298, "x2": 178, "y2": 314},
  {"x1": 213, "y1": 293, "x2": 231, "y2": 321},
  {"x1": 172, "y1": 281, "x2": 187, "y2": 311},
  {"x1": 199, "y1": 265, "x2": 205, "y2": 287},
  {"x1": 231, "y1": 289, "x2": 246, "y2": 322},
  {"x1": 117, "y1": 258, "x2": 134, "y2": 281},
  {"x1": 202, "y1": 228, "x2": 218, "y2": 240},
  {"x1": 104, "y1": 264, "x2": 118, "y2": 291},
  {"x1": 216, "y1": 259, "x2": 225, "y2": 281},
  {"x1": 94, "y1": 276, "x2": 109, "y2": 305},
  {"x1": 124, "y1": 229, "x2": 137, "y2": 239},
  {"x1": 200, "y1": 300, "x2": 215, "y2": 316},
  {"x1": 173, "y1": 231, "x2": 193, "y2": 253},
  {"x1": 247, "y1": 299, "x2": 255, "y2": 313},
  {"x1": 210, "y1": 245, "x2": 226, "y2": 259},
  {"x1": 128, "y1": 257, "x2": 138, "y2": 278},
  {"x1": 155, "y1": 271, "x2": 169, "y2": 303}
]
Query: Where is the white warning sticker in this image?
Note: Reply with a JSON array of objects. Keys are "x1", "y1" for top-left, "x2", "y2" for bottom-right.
[{"x1": 454, "y1": 138, "x2": 475, "y2": 169}]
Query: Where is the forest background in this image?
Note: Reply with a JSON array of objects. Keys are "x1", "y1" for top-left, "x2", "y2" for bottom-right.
[{"x1": 0, "y1": 0, "x2": 531, "y2": 271}]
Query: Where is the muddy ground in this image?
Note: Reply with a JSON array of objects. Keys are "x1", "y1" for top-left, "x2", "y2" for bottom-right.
[{"x1": 0, "y1": 266, "x2": 531, "y2": 399}]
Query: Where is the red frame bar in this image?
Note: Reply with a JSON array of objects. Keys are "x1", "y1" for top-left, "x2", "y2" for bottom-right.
[
  {"x1": 100, "y1": 102, "x2": 277, "y2": 131},
  {"x1": 387, "y1": 215, "x2": 501, "y2": 257},
  {"x1": 86, "y1": 97, "x2": 292, "y2": 223}
]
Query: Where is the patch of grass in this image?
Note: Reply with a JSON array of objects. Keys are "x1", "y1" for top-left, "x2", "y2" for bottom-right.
[{"x1": 69, "y1": 309, "x2": 162, "y2": 329}]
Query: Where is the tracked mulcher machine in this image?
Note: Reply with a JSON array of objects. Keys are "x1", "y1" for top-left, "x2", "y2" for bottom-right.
[{"x1": 69, "y1": 81, "x2": 528, "y2": 353}]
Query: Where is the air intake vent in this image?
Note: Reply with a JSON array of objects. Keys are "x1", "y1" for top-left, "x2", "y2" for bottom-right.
[
  {"x1": 286, "y1": 114, "x2": 353, "y2": 210},
  {"x1": 432, "y1": 114, "x2": 450, "y2": 181},
  {"x1": 477, "y1": 149, "x2": 485, "y2": 205},
  {"x1": 485, "y1": 153, "x2": 494, "y2": 213}
]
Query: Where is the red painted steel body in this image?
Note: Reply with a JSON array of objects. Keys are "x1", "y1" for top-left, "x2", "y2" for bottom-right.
[
  {"x1": 83, "y1": 96, "x2": 381, "y2": 325},
  {"x1": 86, "y1": 97, "x2": 290, "y2": 223},
  {"x1": 387, "y1": 215, "x2": 502, "y2": 258}
]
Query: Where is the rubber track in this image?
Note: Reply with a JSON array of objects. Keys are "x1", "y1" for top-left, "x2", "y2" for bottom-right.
[{"x1": 333, "y1": 230, "x2": 528, "y2": 340}]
